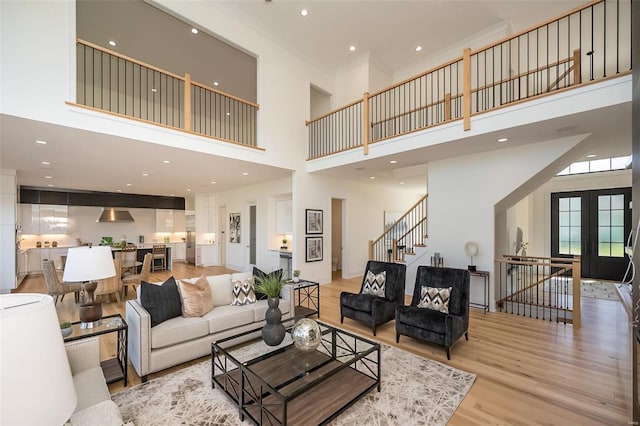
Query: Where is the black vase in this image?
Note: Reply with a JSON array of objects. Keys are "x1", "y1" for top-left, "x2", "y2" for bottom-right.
[{"x1": 262, "y1": 297, "x2": 286, "y2": 346}]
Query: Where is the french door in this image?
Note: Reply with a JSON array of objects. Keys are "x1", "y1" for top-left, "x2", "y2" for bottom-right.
[{"x1": 551, "y1": 187, "x2": 631, "y2": 281}]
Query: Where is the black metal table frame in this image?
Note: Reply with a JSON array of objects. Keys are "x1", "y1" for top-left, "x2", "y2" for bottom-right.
[
  {"x1": 211, "y1": 320, "x2": 380, "y2": 425},
  {"x1": 292, "y1": 279, "x2": 320, "y2": 318},
  {"x1": 469, "y1": 270, "x2": 490, "y2": 314},
  {"x1": 64, "y1": 313, "x2": 128, "y2": 386}
]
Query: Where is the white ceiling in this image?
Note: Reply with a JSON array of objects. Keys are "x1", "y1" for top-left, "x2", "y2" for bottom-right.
[{"x1": 1, "y1": 0, "x2": 629, "y2": 200}]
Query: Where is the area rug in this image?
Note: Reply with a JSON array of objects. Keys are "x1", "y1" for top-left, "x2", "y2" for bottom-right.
[
  {"x1": 113, "y1": 340, "x2": 476, "y2": 425},
  {"x1": 544, "y1": 278, "x2": 620, "y2": 301}
]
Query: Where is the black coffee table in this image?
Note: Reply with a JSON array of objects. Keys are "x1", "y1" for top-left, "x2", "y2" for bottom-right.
[{"x1": 211, "y1": 320, "x2": 380, "y2": 425}]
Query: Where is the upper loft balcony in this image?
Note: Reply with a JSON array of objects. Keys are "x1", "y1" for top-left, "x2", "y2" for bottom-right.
[{"x1": 306, "y1": 0, "x2": 632, "y2": 172}]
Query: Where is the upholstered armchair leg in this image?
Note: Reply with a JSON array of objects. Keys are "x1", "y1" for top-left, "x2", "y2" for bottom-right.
[
  {"x1": 465, "y1": 331, "x2": 469, "y2": 341},
  {"x1": 141, "y1": 375, "x2": 148, "y2": 383},
  {"x1": 372, "y1": 324, "x2": 377, "y2": 336},
  {"x1": 340, "y1": 315, "x2": 344, "y2": 324},
  {"x1": 396, "y1": 333, "x2": 400, "y2": 343},
  {"x1": 446, "y1": 347, "x2": 451, "y2": 360}
]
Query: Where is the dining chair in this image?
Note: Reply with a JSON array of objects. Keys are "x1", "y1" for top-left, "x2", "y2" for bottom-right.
[
  {"x1": 151, "y1": 244, "x2": 167, "y2": 272},
  {"x1": 42, "y1": 259, "x2": 82, "y2": 305},
  {"x1": 122, "y1": 253, "x2": 152, "y2": 297},
  {"x1": 121, "y1": 245, "x2": 138, "y2": 276},
  {"x1": 95, "y1": 258, "x2": 122, "y2": 304}
]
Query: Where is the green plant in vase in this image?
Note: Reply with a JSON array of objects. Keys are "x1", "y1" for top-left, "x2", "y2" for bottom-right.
[
  {"x1": 293, "y1": 269, "x2": 300, "y2": 283},
  {"x1": 60, "y1": 321, "x2": 72, "y2": 337},
  {"x1": 254, "y1": 275, "x2": 285, "y2": 346}
]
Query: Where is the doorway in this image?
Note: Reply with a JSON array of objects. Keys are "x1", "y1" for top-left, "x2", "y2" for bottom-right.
[
  {"x1": 551, "y1": 187, "x2": 632, "y2": 281},
  {"x1": 218, "y1": 206, "x2": 226, "y2": 267},
  {"x1": 331, "y1": 198, "x2": 344, "y2": 279}
]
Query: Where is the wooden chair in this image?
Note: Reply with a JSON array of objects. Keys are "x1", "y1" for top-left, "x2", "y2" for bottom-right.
[
  {"x1": 122, "y1": 253, "x2": 152, "y2": 297},
  {"x1": 95, "y1": 258, "x2": 122, "y2": 304},
  {"x1": 151, "y1": 244, "x2": 167, "y2": 272},
  {"x1": 42, "y1": 259, "x2": 82, "y2": 305},
  {"x1": 120, "y1": 245, "x2": 138, "y2": 276}
]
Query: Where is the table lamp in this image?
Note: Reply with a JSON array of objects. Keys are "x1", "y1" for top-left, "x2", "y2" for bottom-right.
[
  {"x1": 63, "y1": 245, "x2": 115, "y2": 328},
  {"x1": 0, "y1": 293, "x2": 78, "y2": 425}
]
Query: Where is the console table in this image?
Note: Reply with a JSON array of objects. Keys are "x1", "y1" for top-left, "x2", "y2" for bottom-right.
[{"x1": 469, "y1": 270, "x2": 489, "y2": 314}]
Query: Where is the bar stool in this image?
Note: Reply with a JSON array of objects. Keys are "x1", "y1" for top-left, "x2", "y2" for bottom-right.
[{"x1": 152, "y1": 244, "x2": 167, "y2": 272}]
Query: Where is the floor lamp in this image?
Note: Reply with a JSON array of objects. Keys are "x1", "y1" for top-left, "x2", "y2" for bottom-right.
[
  {"x1": 63, "y1": 245, "x2": 116, "y2": 329},
  {"x1": 0, "y1": 293, "x2": 78, "y2": 425}
]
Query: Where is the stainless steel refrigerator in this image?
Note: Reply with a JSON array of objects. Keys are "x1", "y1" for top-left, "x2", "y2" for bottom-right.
[{"x1": 186, "y1": 215, "x2": 196, "y2": 264}]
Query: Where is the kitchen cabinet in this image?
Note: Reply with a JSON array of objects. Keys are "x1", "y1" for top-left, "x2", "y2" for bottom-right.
[
  {"x1": 27, "y1": 249, "x2": 42, "y2": 274},
  {"x1": 276, "y1": 200, "x2": 292, "y2": 235},
  {"x1": 174, "y1": 211, "x2": 186, "y2": 232},
  {"x1": 196, "y1": 244, "x2": 217, "y2": 266},
  {"x1": 17, "y1": 250, "x2": 27, "y2": 285},
  {"x1": 20, "y1": 204, "x2": 68, "y2": 234},
  {"x1": 155, "y1": 210, "x2": 174, "y2": 233},
  {"x1": 173, "y1": 242, "x2": 186, "y2": 261}
]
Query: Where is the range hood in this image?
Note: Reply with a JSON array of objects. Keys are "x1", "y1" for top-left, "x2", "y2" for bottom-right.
[{"x1": 98, "y1": 208, "x2": 135, "y2": 223}]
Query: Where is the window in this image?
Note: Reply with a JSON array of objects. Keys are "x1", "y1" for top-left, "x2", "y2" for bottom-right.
[
  {"x1": 557, "y1": 155, "x2": 631, "y2": 176},
  {"x1": 558, "y1": 197, "x2": 581, "y2": 255}
]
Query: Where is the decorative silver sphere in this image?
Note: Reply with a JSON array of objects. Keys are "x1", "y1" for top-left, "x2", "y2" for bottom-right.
[{"x1": 291, "y1": 318, "x2": 321, "y2": 352}]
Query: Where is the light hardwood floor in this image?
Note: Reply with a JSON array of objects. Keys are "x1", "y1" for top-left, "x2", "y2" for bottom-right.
[{"x1": 19, "y1": 262, "x2": 631, "y2": 425}]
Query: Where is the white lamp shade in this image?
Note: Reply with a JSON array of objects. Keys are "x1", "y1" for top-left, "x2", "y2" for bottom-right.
[
  {"x1": 0, "y1": 294, "x2": 78, "y2": 425},
  {"x1": 63, "y1": 246, "x2": 116, "y2": 282}
]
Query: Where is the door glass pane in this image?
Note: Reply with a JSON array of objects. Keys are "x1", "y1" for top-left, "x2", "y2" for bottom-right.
[
  {"x1": 598, "y1": 195, "x2": 625, "y2": 258},
  {"x1": 558, "y1": 196, "x2": 581, "y2": 255}
]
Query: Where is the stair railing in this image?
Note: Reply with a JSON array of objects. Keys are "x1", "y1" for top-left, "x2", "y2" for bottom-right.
[
  {"x1": 495, "y1": 255, "x2": 581, "y2": 327},
  {"x1": 369, "y1": 195, "x2": 428, "y2": 263}
]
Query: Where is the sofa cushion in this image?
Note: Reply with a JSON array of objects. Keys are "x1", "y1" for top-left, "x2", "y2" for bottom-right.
[
  {"x1": 230, "y1": 278, "x2": 257, "y2": 306},
  {"x1": 397, "y1": 305, "x2": 447, "y2": 335},
  {"x1": 341, "y1": 292, "x2": 378, "y2": 314},
  {"x1": 203, "y1": 305, "x2": 255, "y2": 334},
  {"x1": 150, "y1": 315, "x2": 209, "y2": 349},
  {"x1": 140, "y1": 276, "x2": 182, "y2": 327},
  {"x1": 70, "y1": 400, "x2": 124, "y2": 426},
  {"x1": 178, "y1": 275, "x2": 214, "y2": 317},
  {"x1": 205, "y1": 274, "x2": 233, "y2": 307},
  {"x1": 231, "y1": 271, "x2": 253, "y2": 282},
  {"x1": 252, "y1": 267, "x2": 283, "y2": 300},
  {"x1": 72, "y1": 367, "x2": 112, "y2": 412}
]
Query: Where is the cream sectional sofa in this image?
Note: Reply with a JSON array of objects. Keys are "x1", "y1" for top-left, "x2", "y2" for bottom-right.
[{"x1": 126, "y1": 272, "x2": 294, "y2": 381}]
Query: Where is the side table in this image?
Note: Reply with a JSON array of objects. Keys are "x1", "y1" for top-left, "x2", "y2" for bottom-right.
[
  {"x1": 63, "y1": 313, "x2": 128, "y2": 386},
  {"x1": 469, "y1": 270, "x2": 489, "y2": 314},
  {"x1": 291, "y1": 279, "x2": 320, "y2": 318}
]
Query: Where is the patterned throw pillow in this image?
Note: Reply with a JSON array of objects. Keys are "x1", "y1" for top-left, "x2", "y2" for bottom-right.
[
  {"x1": 417, "y1": 286, "x2": 452, "y2": 313},
  {"x1": 361, "y1": 270, "x2": 386, "y2": 297},
  {"x1": 230, "y1": 278, "x2": 257, "y2": 306}
]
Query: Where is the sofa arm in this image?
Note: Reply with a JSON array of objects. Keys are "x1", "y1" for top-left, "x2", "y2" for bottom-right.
[
  {"x1": 280, "y1": 284, "x2": 295, "y2": 319},
  {"x1": 126, "y1": 299, "x2": 151, "y2": 380},
  {"x1": 65, "y1": 337, "x2": 100, "y2": 375}
]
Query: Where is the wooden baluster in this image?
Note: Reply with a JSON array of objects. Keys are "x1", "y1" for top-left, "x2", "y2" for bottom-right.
[
  {"x1": 362, "y1": 92, "x2": 370, "y2": 155},
  {"x1": 463, "y1": 48, "x2": 471, "y2": 131}
]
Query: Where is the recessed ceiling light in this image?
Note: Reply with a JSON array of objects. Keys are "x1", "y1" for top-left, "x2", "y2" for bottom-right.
[
  {"x1": 41, "y1": 161, "x2": 50, "y2": 165},
  {"x1": 390, "y1": 160, "x2": 397, "y2": 164},
  {"x1": 300, "y1": 9, "x2": 308, "y2": 16},
  {"x1": 163, "y1": 160, "x2": 171, "y2": 164},
  {"x1": 400, "y1": 182, "x2": 405, "y2": 185},
  {"x1": 45, "y1": 176, "x2": 52, "y2": 179},
  {"x1": 170, "y1": 193, "x2": 175, "y2": 196},
  {"x1": 187, "y1": 189, "x2": 191, "y2": 192},
  {"x1": 226, "y1": 112, "x2": 230, "y2": 116},
  {"x1": 35, "y1": 140, "x2": 47, "y2": 145},
  {"x1": 210, "y1": 181, "x2": 217, "y2": 184},
  {"x1": 586, "y1": 154, "x2": 597, "y2": 158},
  {"x1": 191, "y1": 28, "x2": 199, "y2": 34},
  {"x1": 142, "y1": 173, "x2": 148, "y2": 176},
  {"x1": 116, "y1": 189, "x2": 122, "y2": 192},
  {"x1": 349, "y1": 45, "x2": 356, "y2": 52},
  {"x1": 151, "y1": 88, "x2": 157, "y2": 93},
  {"x1": 242, "y1": 172, "x2": 249, "y2": 176},
  {"x1": 497, "y1": 137, "x2": 509, "y2": 143},
  {"x1": 213, "y1": 81, "x2": 219, "y2": 86},
  {"x1": 108, "y1": 40, "x2": 117, "y2": 47},
  {"x1": 415, "y1": 46, "x2": 422, "y2": 52},
  {"x1": 370, "y1": 176, "x2": 375, "y2": 180},
  {"x1": 126, "y1": 183, "x2": 132, "y2": 186},
  {"x1": 47, "y1": 184, "x2": 54, "y2": 187}
]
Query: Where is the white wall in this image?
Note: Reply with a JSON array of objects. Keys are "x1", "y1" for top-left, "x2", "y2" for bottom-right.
[
  {"x1": 427, "y1": 137, "x2": 584, "y2": 308},
  {"x1": 334, "y1": 58, "x2": 370, "y2": 107},
  {"x1": 0, "y1": 169, "x2": 17, "y2": 293}
]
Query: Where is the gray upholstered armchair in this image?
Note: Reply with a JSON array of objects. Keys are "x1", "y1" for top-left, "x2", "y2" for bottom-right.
[
  {"x1": 395, "y1": 266, "x2": 470, "y2": 360},
  {"x1": 340, "y1": 260, "x2": 407, "y2": 335}
]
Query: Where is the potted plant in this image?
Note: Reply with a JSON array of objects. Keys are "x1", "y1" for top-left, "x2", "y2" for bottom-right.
[
  {"x1": 293, "y1": 270, "x2": 301, "y2": 283},
  {"x1": 254, "y1": 275, "x2": 285, "y2": 346},
  {"x1": 60, "y1": 321, "x2": 72, "y2": 338}
]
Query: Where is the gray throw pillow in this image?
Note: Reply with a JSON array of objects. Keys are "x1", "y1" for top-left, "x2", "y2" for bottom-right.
[{"x1": 140, "y1": 276, "x2": 182, "y2": 327}]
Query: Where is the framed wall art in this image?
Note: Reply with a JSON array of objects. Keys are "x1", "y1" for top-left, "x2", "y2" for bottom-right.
[
  {"x1": 305, "y1": 236, "x2": 323, "y2": 262},
  {"x1": 305, "y1": 209, "x2": 323, "y2": 234},
  {"x1": 229, "y1": 212, "x2": 241, "y2": 243}
]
